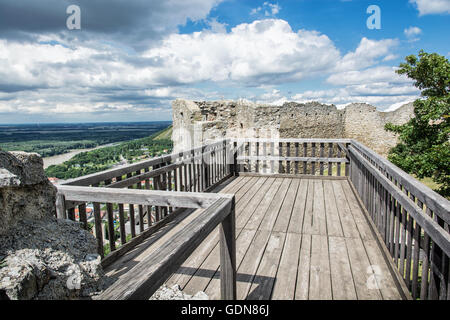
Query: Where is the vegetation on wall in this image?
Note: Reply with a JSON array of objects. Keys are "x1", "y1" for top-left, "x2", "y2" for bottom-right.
[{"x1": 385, "y1": 50, "x2": 450, "y2": 197}]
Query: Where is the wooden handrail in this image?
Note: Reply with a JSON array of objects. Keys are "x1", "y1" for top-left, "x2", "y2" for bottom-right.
[
  {"x1": 350, "y1": 140, "x2": 450, "y2": 224},
  {"x1": 96, "y1": 197, "x2": 236, "y2": 300},
  {"x1": 348, "y1": 142, "x2": 450, "y2": 300},
  {"x1": 57, "y1": 185, "x2": 233, "y2": 210},
  {"x1": 61, "y1": 139, "x2": 232, "y2": 187},
  {"x1": 349, "y1": 146, "x2": 450, "y2": 256}
]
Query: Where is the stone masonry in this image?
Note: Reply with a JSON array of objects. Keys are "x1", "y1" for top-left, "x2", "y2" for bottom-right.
[{"x1": 171, "y1": 99, "x2": 414, "y2": 157}]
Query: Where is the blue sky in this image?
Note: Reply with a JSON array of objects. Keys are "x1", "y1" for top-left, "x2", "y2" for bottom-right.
[{"x1": 0, "y1": 0, "x2": 449, "y2": 123}]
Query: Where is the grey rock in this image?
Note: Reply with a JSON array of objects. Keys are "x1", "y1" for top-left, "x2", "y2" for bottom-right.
[
  {"x1": 0, "y1": 151, "x2": 105, "y2": 299},
  {"x1": 150, "y1": 284, "x2": 209, "y2": 300},
  {"x1": 0, "y1": 151, "x2": 47, "y2": 186},
  {"x1": 0, "y1": 218, "x2": 106, "y2": 300},
  {"x1": 0, "y1": 169, "x2": 20, "y2": 187}
]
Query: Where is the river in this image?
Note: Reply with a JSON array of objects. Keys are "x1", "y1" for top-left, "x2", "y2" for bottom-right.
[{"x1": 43, "y1": 144, "x2": 115, "y2": 168}]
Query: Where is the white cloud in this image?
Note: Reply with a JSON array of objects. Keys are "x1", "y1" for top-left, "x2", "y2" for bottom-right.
[
  {"x1": 404, "y1": 26, "x2": 422, "y2": 37},
  {"x1": 404, "y1": 26, "x2": 422, "y2": 42},
  {"x1": 251, "y1": 2, "x2": 281, "y2": 16},
  {"x1": 334, "y1": 37, "x2": 399, "y2": 72},
  {"x1": 410, "y1": 0, "x2": 450, "y2": 15},
  {"x1": 143, "y1": 19, "x2": 340, "y2": 85},
  {"x1": 292, "y1": 87, "x2": 418, "y2": 111},
  {"x1": 0, "y1": 16, "x2": 419, "y2": 117},
  {"x1": 327, "y1": 66, "x2": 411, "y2": 86}
]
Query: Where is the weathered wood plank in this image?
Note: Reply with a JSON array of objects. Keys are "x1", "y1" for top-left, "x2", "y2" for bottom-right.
[
  {"x1": 303, "y1": 180, "x2": 327, "y2": 235},
  {"x1": 272, "y1": 178, "x2": 300, "y2": 233},
  {"x1": 259, "y1": 179, "x2": 292, "y2": 231},
  {"x1": 340, "y1": 180, "x2": 374, "y2": 240},
  {"x1": 247, "y1": 232, "x2": 286, "y2": 300},
  {"x1": 271, "y1": 232, "x2": 302, "y2": 300},
  {"x1": 287, "y1": 179, "x2": 309, "y2": 234},
  {"x1": 328, "y1": 236, "x2": 357, "y2": 299},
  {"x1": 295, "y1": 234, "x2": 311, "y2": 300},
  {"x1": 235, "y1": 230, "x2": 272, "y2": 300},
  {"x1": 345, "y1": 237, "x2": 382, "y2": 300},
  {"x1": 363, "y1": 239, "x2": 403, "y2": 300},
  {"x1": 331, "y1": 180, "x2": 360, "y2": 238},
  {"x1": 204, "y1": 228, "x2": 258, "y2": 300},
  {"x1": 245, "y1": 179, "x2": 284, "y2": 230},
  {"x1": 308, "y1": 234, "x2": 332, "y2": 300},
  {"x1": 323, "y1": 180, "x2": 344, "y2": 237}
]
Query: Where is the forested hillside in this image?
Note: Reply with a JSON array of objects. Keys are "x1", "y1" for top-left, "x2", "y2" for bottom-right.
[{"x1": 45, "y1": 130, "x2": 173, "y2": 180}]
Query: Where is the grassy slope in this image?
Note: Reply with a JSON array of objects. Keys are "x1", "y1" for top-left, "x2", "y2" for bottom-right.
[{"x1": 153, "y1": 125, "x2": 172, "y2": 141}]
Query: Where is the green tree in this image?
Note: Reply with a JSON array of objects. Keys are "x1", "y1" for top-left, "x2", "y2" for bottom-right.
[{"x1": 385, "y1": 50, "x2": 450, "y2": 197}]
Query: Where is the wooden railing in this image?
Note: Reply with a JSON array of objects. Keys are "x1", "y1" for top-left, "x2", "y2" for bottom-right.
[
  {"x1": 232, "y1": 137, "x2": 449, "y2": 299},
  {"x1": 56, "y1": 139, "x2": 233, "y2": 260},
  {"x1": 348, "y1": 140, "x2": 450, "y2": 300},
  {"x1": 54, "y1": 137, "x2": 450, "y2": 300},
  {"x1": 57, "y1": 186, "x2": 236, "y2": 300},
  {"x1": 233, "y1": 138, "x2": 351, "y2": 176}
]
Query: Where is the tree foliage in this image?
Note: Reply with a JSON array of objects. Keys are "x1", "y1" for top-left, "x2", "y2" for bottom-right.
[{"x1": 385, "y1": 50, "x2": 450, "y2": 197}]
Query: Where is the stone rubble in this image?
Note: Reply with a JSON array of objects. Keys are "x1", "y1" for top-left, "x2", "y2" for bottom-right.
[{"x1": 150, "y1": 284, "x2": 209, "y2": 300}]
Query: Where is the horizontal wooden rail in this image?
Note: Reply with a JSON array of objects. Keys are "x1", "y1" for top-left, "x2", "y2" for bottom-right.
[
  {"x1": 96, "y1": 197, "x2": 236, "y2": 300},
  {"x1": 62, "y1": 139, "x2": 232, "y2": 187},
  {"x1": 232, "y1": 138, "x2": 352, "y2": 144},
  {"x1": 233, "y1": 139, "x2": 350, "y2": 177},
  {"x1": 57, "y1": 185, "x2": 232, "y2": 210},
  {"x1": 237, "y1": 156, "x2": 349, "y2": 163}
]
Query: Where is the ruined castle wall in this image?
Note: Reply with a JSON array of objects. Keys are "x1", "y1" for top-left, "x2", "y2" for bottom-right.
[
  {"x1": 343, "y1": 103, "x2": 414, "y2": 156},
  {"x1": 172, "y1": 99, "x2": 414, "y2": 157}
]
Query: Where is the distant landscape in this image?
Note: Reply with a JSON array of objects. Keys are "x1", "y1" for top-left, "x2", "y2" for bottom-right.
[
  {"x1": 0, "y1": 122, "x2": 172, "y2": 157},
  {"x1": 0, "y1": 122, "x2": 173, "y2": 180}
]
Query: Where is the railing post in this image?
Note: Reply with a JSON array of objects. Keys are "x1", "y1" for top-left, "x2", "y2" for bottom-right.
[
  {"x1": 55, "y1": 193, "x2": 67, "y2": 219},
  {"x1": 233, "y1": 141, "x2": 238, "y2": 176},
  {"x1": 220, "y1": 198, "x2": 236, "y2": 300}
]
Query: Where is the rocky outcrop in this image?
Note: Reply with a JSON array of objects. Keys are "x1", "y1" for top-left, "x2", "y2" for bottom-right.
[
  {"x1": 171, "y1": 99, "x2": 415, "y2": 157},
  {"x1": 0, "y1": 151, "x2": 105, "y2": 300},
  {"x1": 0, "y1": 151, "x2": 57, "y2": 235}
]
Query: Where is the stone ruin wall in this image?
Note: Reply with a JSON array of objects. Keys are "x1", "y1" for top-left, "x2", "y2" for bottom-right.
[{"x1": 171, "y1": 99, "x2": 415, "y2": 157}]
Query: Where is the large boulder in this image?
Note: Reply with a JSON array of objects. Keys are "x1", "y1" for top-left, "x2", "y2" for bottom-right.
[
  {"x1": 0, "y1": 151, "x2": 57, "y2": 235},
  {"x1": 0, "y1": 151, "x2": 105, "y2": 299}
]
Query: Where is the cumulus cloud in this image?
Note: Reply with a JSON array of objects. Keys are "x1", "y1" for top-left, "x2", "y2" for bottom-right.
[
  {"x1": 0, "y1": 11, "x2": 419, "y2": 118},
  {"x1": 404, "y1": 26, "x2": 422, "y2": 41},
  {"x1": 250, "y1": 2, "x2": 281, "y2": 16},
  {"x1": 143, "y1": 19, "x2": 340, "y2": 86},
  {"x1": 410, "y1": 0, "x2": 450, "y2": 15},
  {"x1": 290, "y1": 38, "x2": 420, "y2": 111},
  {"x1": 334, "y1": 37, "x2": 399, "y2": 72}
]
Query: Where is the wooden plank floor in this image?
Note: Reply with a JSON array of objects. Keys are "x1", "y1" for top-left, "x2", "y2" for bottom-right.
[{"x1": 104, "y1": 176, "x2": 407, "y2": 300}]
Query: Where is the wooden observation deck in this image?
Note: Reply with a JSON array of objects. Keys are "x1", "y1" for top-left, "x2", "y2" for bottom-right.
[{"x1": 55, "y1": 138, "x2": 450, "y2": 300}]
